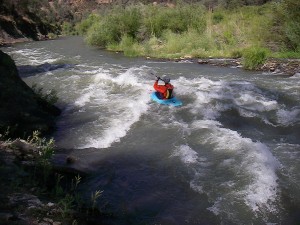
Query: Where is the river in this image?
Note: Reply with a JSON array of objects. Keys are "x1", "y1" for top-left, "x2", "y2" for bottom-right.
[{"x1": 2, "y1": 36, "x2": 300, "y2": 225}]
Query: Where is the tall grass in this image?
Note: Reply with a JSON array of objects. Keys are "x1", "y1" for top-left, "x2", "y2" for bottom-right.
[
  {"x1": 242, "y1": 47, "x2": 268, "y2": 70},
  {"x1": 78, "y1": 2, "x2": 299, "y2": 60}
]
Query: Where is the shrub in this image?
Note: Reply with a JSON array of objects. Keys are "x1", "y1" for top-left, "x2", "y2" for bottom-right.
[
  {"x1": 76, "y1": 14, "x2": 100, "y2": 35},
  {"x1": 272, "y1": 0, "x2": 300, "y2": 51},
  {"x1": 118, "y1": 35, "x2": 141, "y2": 57},
  {"x1": 231, "y1": 49, "x2": 243, "y2": 58},
  {"x1": 143, "y1": 4, "x2": 206, "y2": 38},
  {"x1": 85, "y1": 6, "x2": 142, "y2": 47},
  {"x1": 242, "y1": 47, "x2": 268, "y2": 69},
  {"x1": 213, "y1": 12, "x2": 224, "y2": 24}
]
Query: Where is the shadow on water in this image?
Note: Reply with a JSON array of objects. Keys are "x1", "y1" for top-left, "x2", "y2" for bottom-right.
[
  {"x1": 17, "y1": 63, "x2": 74, "y2": 77},
  {"x1": 52, "y1": 146, "x2": 222, "y2": 225}
]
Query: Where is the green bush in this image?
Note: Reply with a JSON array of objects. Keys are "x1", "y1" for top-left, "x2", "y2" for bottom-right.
[
  {"x1": 83, "y1": 3, "x2": 206, "y2": 47},
  {"x1": 213, "y1": 12, "x2": 224, "y2": 24},
  {"x1": 118, "y1": 35, "x2": 142, "y2": 57},
  {"x1": 143, "y1": 4, "x2": 206, "y2": 38},
  {"x1": 76, "y1": 14, "x2": 101, "y2": 35},
  {"x1": 242, "y1": 47, "x2": 268, "y2": 69},
  {"x1": 61, "y1": 22, "x2": 77, "y2": 35},
  {"x1": 85, "y1": 6, "x2": 142, "y2": 47},
  {"x1": 281, "y1": 0, "x2": 300, "y2": 51},
  {"x1": 231, "y1": 49, "x2": 243, "y2": 58},
  {"x1": 79, "y1": 2, "x2": 299, "y2": 60}
]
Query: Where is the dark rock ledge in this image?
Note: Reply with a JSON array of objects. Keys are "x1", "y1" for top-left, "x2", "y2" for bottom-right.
[{"x1": 0, "y1": 50, "x2": 61, "y2": 138}]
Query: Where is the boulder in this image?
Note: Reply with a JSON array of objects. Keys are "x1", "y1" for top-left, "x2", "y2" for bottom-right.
[{"x1": 0, "y1": 50, "x2": 61, "y2": 138}]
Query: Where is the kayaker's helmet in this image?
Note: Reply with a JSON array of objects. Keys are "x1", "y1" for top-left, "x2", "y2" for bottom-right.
[{"x1": 162, "y1": 76, "x2": 170, "y2": 84}]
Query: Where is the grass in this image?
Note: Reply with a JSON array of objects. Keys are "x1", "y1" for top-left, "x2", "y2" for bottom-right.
[
  {"x1": 242, "y1": 47, "x2": 268, "y2": 70},
  {"x1": 77, "y1": 2, "x2": 299, "y2": 61}
]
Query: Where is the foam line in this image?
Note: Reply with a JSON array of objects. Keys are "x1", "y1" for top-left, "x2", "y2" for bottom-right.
[{"x1": 190, "y1": 120, "x2": 280, "y2": 213}]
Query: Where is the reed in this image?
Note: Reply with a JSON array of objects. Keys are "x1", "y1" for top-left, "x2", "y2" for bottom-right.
[{"x1": 242, "y1": 47, "x2": 268, "y2": 70}]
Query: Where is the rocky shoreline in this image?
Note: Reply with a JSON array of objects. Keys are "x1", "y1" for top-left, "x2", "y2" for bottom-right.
[
  {"x1": 0, "y1": 139, "x2": 64, "y2": 225},
  {"x1": 197, "y1": 58, "x2": 300, "y2": 76},
  {"x1": 0, "y1": 137, "x2": 107, "y2": 225}
]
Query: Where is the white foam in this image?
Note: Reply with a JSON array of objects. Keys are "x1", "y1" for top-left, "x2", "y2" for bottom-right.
[
  {"x1": 172, "y1": 145, "x2": 199, "y2": 164},
  {"x1": 190, "y1": 120, "x2": 280, "y2": 213},
  {"x1": 276, "y1": 108, "x2": 300, "y2": 126},
  {"x1": 78, "y1": 68, "x2": 151, "y2": 148},
  {"x1": 10, "y1": 48, "x2": 62, "y2": 65},
  {"x1": 176, "y1": 77, "x2": 285, "y2": 125},
  {"x1": 234, "y1": 93, "x2": 278, "y2": 112}
]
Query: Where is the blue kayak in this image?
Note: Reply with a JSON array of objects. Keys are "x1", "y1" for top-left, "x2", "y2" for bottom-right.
[{"x1": 151, "y1": 92, "x2": 182, "y2": 107}]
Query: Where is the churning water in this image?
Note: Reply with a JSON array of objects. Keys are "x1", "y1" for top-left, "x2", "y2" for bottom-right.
[{"x1": 2, "y1": 36, "x2": 300, "y2": 225}]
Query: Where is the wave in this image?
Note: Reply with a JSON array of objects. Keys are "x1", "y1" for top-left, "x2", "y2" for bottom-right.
[{"x1": 171, "y1": 120, "x2": 280, "y2": 222}]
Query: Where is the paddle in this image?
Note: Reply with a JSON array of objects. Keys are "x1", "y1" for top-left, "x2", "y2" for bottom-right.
[{"x1": 150, "y1": 71, "x2": 161, "y2": 81}]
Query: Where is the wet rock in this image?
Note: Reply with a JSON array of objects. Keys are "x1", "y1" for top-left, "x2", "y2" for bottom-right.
[
  {"x1": 260, "y1": 58, "x2": 300, "y2": 75},
  {"x1": 46, "y1": 202, "x2": 55, "y2": 207},
  {"x1": 9, "y1": 193, "x2": 43, "y2": 209},
  {"x1": 198, "y1": 59, "x2": 209, "y2": 64},
  {"x1": 66, "y1": 155, "x2": 77, "y2": 164}
]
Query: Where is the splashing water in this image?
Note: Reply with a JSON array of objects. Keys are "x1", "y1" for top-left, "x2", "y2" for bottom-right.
[{"x1": 2, "y1": 36, "x2": 300, "y2": 225}]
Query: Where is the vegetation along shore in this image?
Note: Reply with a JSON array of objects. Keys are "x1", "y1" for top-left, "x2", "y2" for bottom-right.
[
  {"x1": 1, "y1": 0, "x2": 299, "y2": 74},
  {"x1": 75, "y1": 0, "x2": 300, "y2": 73}
]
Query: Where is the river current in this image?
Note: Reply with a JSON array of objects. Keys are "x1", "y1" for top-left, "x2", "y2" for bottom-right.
[{"x1": 2, "y1": 36, "x2": 300, "y2": 225}]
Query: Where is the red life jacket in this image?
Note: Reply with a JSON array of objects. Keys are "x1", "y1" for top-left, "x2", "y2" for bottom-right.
[{"x1": 154, "y1": 81, "x2": 174, "y2": 99}]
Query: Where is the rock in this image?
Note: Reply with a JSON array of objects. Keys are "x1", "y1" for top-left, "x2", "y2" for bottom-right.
[
  {"x1": 66, "y1": 155, "x2": 77, "y2": 164},
  {"x1": 260, "y1": 58, "x2": 300, "y2": 75},
  {"x1": 38, "y1": 222, "x2": 51, "y2": 225},
  {"x1": 43, "y1": 217, "x2": 53, "y2": 223},
  {"x1": 9, "y1": 193, "x2": 43, "y2": 208},
  {"x1": 53, "y1": 222, "x2": 62, "y2": 225},
  {"x1": 0, "y1": 50, "x2": 61, "y2": 138},
  {"x1": 198, "y1": 59, "x2": 209, "y2": 64},
  {"x1": 47, "y1": 202, "x2": 55, "y2": 207},
  {"x1": 11, "y1": 139, "x2": 39, "y2": 154}
]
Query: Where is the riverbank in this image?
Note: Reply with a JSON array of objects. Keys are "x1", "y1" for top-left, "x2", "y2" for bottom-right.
[
  {"x1": 0, "y1": 48, "x2": 108, "y2": 225},
  {"x1": 2, "y1": 36, "x2": 299, "y2": 77},
  {"x1": 0, "y1": 138, "x2": 105, "y2": 225},
  {"x1": 142, "y1": 55, "x2": 299, "y2": 76},
  {"x1": 0, "y1": 139, "x2": 66, "y2": 225},
  {"x1": 195, "y1": 57, "x2": 300, "y2": 76}
]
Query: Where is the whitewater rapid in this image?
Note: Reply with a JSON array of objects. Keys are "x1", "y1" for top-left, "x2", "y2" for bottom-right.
[{"x1": 2, "y1": 37, "x2": 299, "y2": 225}]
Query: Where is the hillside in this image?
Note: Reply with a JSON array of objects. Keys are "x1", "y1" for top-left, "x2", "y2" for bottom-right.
[
  {"x1": 0, "y1": 0, "x2": 278, "y2": 46},
  {"x1": 0, "y1": 0, "x2": 98, "y2": 45}
]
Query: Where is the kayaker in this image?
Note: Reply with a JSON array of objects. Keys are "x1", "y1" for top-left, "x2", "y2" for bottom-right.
[{"x1": 153, "y1": 76, "x2": 174, "y2": 99}]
